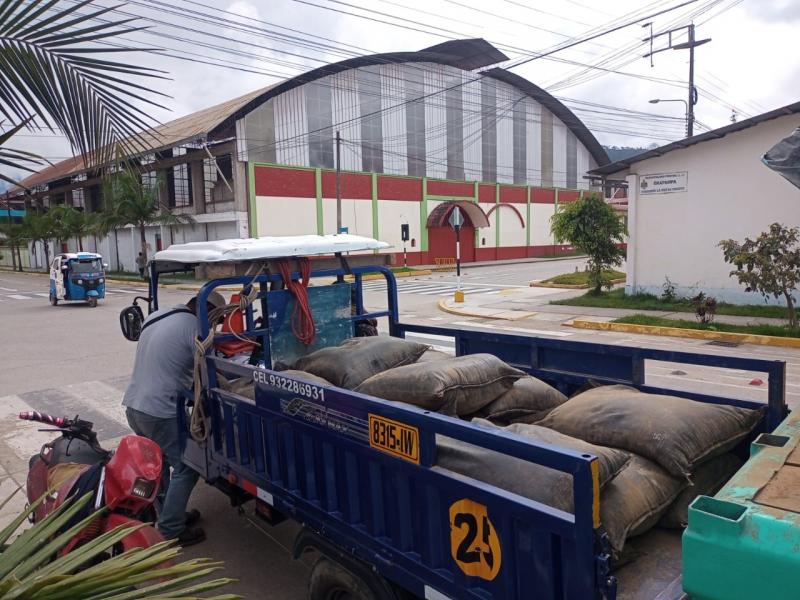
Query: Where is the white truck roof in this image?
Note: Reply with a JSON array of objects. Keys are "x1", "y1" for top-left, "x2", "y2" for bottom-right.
[{"x1": 152, "y1": 234, "x2": 390, "y2": 264}]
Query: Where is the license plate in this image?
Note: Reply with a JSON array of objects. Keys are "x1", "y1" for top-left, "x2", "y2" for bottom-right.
[{"x1": 368, "y1": 414, "x2": 419, "y2": 464}]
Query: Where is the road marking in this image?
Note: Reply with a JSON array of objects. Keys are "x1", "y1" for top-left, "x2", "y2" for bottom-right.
[
  {"x1": 6, "y1": 294, "x2": 29, "y2": 300},
  {"x1": 450, "y1": 321, "x2": 573, "y2": 337},
  {"x1": 0, "y1": 287, "x2": 18, "y2": 291},
  {"x1": 34, "y1": 293, "x2": 50, "y2": 297}
]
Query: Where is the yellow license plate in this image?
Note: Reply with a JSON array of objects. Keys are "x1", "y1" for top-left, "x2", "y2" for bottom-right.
[{"x1": 368, "y1": 414, "x2": 420, "y2": 464}]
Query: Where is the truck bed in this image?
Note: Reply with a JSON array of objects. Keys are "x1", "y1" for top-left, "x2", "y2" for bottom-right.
[{"x1": 185, "y1": 319, "x2": 785, "y2": 599}]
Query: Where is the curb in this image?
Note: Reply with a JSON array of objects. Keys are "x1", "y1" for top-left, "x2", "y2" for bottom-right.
[
  {"x1": 437, "y1": 297, "x2": 535, "y2": 321},
  {"x1": 531, "y1": 277, "x2": 626, "y2": 289},
  {"x1": 568, "y1": 318, "x2": 800, "y2": 348},
  {"x1": 344, "y1": 269, "x2": 432, "y2": 282}
]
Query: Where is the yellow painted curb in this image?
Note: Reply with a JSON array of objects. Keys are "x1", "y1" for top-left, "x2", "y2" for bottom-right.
[
  {"x1": 344, "y1": 269, "x2": 432, "y2": 282},
  {"x1": 569, "y1": 318, "x2": 800, "y2": 348},
  {"x1": 437, "y1": 297, "x2": 535, "y2": 321},
  {"x1": 530, "y1": 278, "x2": 626, "y2": 289}
]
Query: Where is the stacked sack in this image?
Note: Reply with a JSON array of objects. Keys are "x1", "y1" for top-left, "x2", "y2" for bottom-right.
[
  {"x1": 535, "y1": 385, "x2": 758, "y2": 558},
  {"x1": 219, "y1": 337, "x2": 760, "y2": 562}
]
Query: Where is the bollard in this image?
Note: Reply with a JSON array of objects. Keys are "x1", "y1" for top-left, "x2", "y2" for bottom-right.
[{"x1": 454, "y1": 290, "x2": 465, "y2": 303}]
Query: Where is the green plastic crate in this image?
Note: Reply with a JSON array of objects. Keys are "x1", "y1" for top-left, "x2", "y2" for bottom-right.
[{"x1": 683, "y1": 409, "x2": 800, "y2": 600}]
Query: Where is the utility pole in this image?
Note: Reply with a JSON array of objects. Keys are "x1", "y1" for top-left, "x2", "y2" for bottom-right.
[
  {"x1": 335, "y1": 130, "x2": 342, "y2": 234},
  {"x1": 643, "y1": 23, "x2": 710, "y2": 137}
]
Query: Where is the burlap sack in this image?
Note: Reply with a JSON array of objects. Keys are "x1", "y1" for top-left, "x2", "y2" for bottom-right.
[
  {"x1": 537, "y1": 385, "x2": 763, "y2": 478},
  {"x1": 292, "y1": 336, "x2": 428, "y2": 389},
  {"x1": 475, "y1": 376, "x2": 568, "y2": 425},
  {"x1": 436, "y1": 419, "x2": 630, "y2": 513},
  {"x1": 356, "y1": 354, "x2": 525, "y2": 415}
]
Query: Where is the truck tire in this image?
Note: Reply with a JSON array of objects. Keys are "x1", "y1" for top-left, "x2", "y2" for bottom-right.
[
  {"x1": 50, "y1": 293, "x2": 58, "y2": 306},
  {"x1": 88, "y1": 297, "x2": 97, "y2": 308},
  {"x1": 308, "y1": 557, "x2": 376, "y2": 600}
]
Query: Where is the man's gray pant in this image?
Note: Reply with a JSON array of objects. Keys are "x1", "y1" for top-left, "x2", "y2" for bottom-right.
[{"x1": 125, "y1": 407, "x2": 199, "y2": 539}]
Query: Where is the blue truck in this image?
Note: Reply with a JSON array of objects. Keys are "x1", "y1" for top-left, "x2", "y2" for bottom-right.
[{"x1": 126, "y1": 235, "x2": 787, "y2": 600}]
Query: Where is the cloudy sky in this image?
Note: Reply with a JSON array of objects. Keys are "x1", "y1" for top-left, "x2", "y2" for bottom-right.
[{"x1": 2, "y1": 0, "x2": 797, "y2": 184}]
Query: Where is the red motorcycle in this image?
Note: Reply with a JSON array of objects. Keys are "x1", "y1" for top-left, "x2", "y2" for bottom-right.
[{"x1": 20, "y1": 410, "x2": 166, "y2": 556}]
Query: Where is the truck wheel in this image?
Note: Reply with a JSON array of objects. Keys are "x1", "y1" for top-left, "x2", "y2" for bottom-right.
[
  {"x1": 308, "y1": 557, "x2": 375, "y2": 600},
  {"x1": 88, "y1": 297, "x2": 97, "y2": 308},
  {"x1": 49, "y1": 293, "x2": 58, "y2": 306}
]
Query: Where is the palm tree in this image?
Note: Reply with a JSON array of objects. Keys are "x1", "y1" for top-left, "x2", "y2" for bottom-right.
[
  {"x1": 104, "y1": 167, "x2": 194, "y2": 264},
  {"x1": 0, "y1": 220, "x2": 28, "y2": 271},
  {"x1": 0, "y1": 0, "x2": 166, "y2": 187},
  {"x1": 48, "y1": 204, "x2": 91, "y2": 252},
  {"x1": 21, "y1": 211, "x2": 55, "y2": 269}
]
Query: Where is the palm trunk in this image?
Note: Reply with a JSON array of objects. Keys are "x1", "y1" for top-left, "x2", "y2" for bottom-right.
[
  {"x1": 77, "y1": 235, "x2": 83, "y2": 252},
  {"x1": 139, "y1": 223, "x2": 147, "y2": 261},
  {"x1": 43, "y1": 240, "x2": 50, "y2": 270},
  {"x1": 10, "y1": 244, "x2": 17, "y2": 271}
]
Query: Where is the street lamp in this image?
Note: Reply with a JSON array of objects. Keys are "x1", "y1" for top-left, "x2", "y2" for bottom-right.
[{"x1": 649, "y1": 98, "x2": 690, "y2": 137}]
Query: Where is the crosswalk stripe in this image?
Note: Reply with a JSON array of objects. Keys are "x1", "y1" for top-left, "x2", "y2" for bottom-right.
[
  {"x1": 435, "y1": 288, "x2": 495, "y2": 296},
  {"x1": 34, "y1": 293, "x2": 50, "y2": 297},
  {"x1": 6, "y1": 294, "x2": 29, "y2": 300}
]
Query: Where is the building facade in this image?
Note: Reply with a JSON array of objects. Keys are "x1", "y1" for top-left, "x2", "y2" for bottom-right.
[
  {"x1": 592, "y1": 102, "x2": 800, "y2": 304},
  {"x1": 9, "y1": 39, "x2": 607, "y2": 270}
]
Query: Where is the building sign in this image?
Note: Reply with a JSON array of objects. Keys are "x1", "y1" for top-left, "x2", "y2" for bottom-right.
[{"x1": 639, "y1": 172, "x2": 688, "y2": 195}]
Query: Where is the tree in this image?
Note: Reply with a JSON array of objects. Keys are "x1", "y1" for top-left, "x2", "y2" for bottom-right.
[
  {"x1": 49, "y1": 204, "x2": 91, "y2": 252},
  {"x1": 0, "y1": 0, "x2": 165, "y2": 187},
  {"x1": 21, "y1": 211, "x2": 55, "y2": 268},
  {"x1": 720, "y1": 223, "x2": 800, "y2": 329},
  {"x1": 550, "y1": 194, "x2": 627, "y2": 294},
  {"x1": 104, "y1": 167, "x2": 194, "y2": 265},
  {"x1": 0, "y1": 220, "x2": 28, "y2": 271}
]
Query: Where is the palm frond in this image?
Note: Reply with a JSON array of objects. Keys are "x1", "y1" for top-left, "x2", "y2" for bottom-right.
[
  {"x1": 0, "y1": 491, "x2": 241, "y2": 599},
  {"x1": 0, "y1": 120, "x2": 48, "y2": 186},
  {"x1": 0, "y1": 0, "x2": 168, "y2": 166}
]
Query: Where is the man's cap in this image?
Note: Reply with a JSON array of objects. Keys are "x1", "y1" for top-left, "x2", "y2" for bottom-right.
[
  {"x1": 191, "y1": 291, "x2": 226, "y2": 310},
  {"x1": 205, "y1": 291, "x2": 227, "y2": 310}
]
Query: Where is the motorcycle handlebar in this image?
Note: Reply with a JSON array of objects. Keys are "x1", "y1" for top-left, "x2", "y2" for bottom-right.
[{"x1": 18, "y1": 411, "x2": 67, "y2": 427}]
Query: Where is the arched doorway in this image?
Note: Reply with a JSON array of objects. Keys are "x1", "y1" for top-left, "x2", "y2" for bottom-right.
[{"x1": 426, "y1": 201, "x2": 490, "y2": 264}]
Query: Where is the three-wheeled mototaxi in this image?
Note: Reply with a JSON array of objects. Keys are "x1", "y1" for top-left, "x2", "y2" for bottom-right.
[
  {"x1": 49, "y1": 252, "x2": 107, "y2": 307},
  {"x1": 120, "y1": 233, "x2": 796, "y2": 600}
]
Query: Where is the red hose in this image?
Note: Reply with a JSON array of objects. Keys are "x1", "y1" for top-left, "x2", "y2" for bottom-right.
[{"x1": 277, "y1": 258, "x2": 316, "y2": 346}]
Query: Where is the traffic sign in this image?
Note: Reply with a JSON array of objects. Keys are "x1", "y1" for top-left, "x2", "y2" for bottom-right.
[{"x1": 448, "y1": 206, "x2": 464, "y2": 230}]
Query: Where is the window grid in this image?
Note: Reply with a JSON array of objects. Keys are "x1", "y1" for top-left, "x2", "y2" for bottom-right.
[
  {"x1": 359, "y1": 68, "x2": 384, "y2": 173},
  {"x1": 446, "y1": 81, "x2": 464, "y2": 180},
  {"x1": 513, "y1": 100, "x2": 527, "y2": 185},
  {"x1": 306, "y1": 83, "x2": 334, "y2": 168},
  {"x1": 481, "y1": 79, "x2": 497, "y2": 182}
]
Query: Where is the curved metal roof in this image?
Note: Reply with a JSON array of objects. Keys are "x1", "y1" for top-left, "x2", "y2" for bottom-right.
[{"x1": 220, "y1": 39, "x2": 608, "y2": 167}]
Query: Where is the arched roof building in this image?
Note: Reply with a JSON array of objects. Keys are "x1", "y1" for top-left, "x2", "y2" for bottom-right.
[{"x1": 9, "y1": 39, "x2": 607, "y2": 271}]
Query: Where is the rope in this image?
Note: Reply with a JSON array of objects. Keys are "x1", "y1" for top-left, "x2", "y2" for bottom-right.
[
  {"x1": 277, "y1": 257, "x2": 316, "y2": 347},
  {"x1": 189, "y1": 266, "x2": 263, "y2": 442}
]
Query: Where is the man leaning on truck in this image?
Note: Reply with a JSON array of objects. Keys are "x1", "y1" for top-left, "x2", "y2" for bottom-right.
[{"x1": 122, "y1": 291, "x2": 226, "y2": 546}]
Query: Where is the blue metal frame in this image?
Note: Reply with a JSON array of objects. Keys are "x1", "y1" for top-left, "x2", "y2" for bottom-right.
[
  {"x1": 206, "y1": 358, "x2": 601, "y2": 599},
  {"x1": 157, "y1": 261, "x2": 786, "y2": 600}
]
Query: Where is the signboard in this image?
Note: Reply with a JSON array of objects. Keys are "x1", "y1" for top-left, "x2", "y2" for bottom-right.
[
  {"x1": 639, "y1": 172, "x2": 688, "y2": 195},
  {"x1": 448, "y1": 206, "x2": 464, "y2": 229},
  {"x1": 449, "y1": 498, "x2": 502, "y2": 581},
  {"x1": 400, "y1": 223, "x2": 410, "y2": 242}
]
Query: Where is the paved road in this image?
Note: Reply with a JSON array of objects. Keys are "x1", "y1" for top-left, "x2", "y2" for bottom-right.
[{"x1": 1, "y1": 259, "x2": 797, "y2": 599}]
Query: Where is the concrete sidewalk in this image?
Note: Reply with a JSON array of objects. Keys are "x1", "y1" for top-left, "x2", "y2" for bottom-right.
[{"x1": 438, "y1": 286, "x2": 791, "y2": 328}]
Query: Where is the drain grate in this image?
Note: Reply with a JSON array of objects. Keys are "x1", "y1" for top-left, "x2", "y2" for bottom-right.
[{"x1": 706, "y1": 340, "x2": 741, "y2": 348}]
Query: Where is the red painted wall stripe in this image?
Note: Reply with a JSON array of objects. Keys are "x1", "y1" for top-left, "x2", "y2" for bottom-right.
[
  {"x1": 531, "y1": 188, "x2": 556, "y2": 204},
  {"x1": 500, "y1": 187, "x2": 527, "y2": 203},
  {"x1": 254, "y1": 166, "x2": 316, "y2": 198},
  {"x1": 427, "y1": 180, "x2": 474, "y2": 197},
  {"x1": 321, "y1": 171, "x2": 372, "y2": 199},
  {"x1": 377, "y1": 176, "x2": 422, "y2": 201},
  {"x1": 558, "y1": 190, "x2": 581, "y2": 203},
  {"x1": 478, "y1": 184, "x2": 496, "y2": 203}
]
